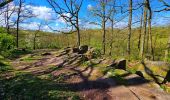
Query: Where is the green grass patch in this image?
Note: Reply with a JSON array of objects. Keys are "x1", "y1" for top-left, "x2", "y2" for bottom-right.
[
  {"x1": 0, "y1": 60, "x2": 13, "y2": 72},
  {"x1": 0, "y1": 73, "x2": 79, "y2": 100},
  {"x1": 9, "y1": 49, "x2": 32, "y2": 59}
]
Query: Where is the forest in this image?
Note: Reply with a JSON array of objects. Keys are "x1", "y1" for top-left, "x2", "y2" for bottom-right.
[{"x1": 0, "y1": 0, "x2": 170, "y2": 100}]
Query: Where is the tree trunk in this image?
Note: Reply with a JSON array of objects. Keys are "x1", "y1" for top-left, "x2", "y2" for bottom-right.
[
  {"x1": 102, "y1": 1, "x2": 106, "y2": 55},
  {"x1": 127, "y1": 0, "x2": 132, "y2": 59},
  {"x1": 76, "y1": 13, "x2": 80, "y2": 47},
  {"x1": 102, "y1": 19, "x2": 106, "y2": 55},
  {"x1": 16, "y1": 0, "x2": 22, "y2": 48},
  {"x1": 138, "y1": 9, "x2": 143, "y2": 50},
  {"x1": 139, "y1": 0, "x2": 147, "y2": 59},
  {"x1": 16, "y1": 16, "x2": 19, "y2": 48},
  {"x1": 5, "y1": 5, "x2": 10, "y2": 34},
  {"x1": 147, "y1": 0, "x2": 154, "y2": 60},
  {"x1": 164, "y1": 35, "x2": 170, "y2": 61},
  {"x1": 109, "y1": 20, "x2": 114, "y2": 56}
]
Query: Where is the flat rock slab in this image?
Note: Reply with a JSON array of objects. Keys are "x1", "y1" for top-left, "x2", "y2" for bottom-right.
[
  {"x1": 108, "y1": 85, "x2": 139, "y2": 100},
  {"x1": 125, "y1": 74, "x2": 170, "y2": 100}
]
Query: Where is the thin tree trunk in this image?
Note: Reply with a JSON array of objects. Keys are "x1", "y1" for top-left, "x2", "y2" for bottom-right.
[
  {"x1": 165, "y1": 36, "x2": 170, "y2": 61},
  {"x1": 16, "y1": 0, "x2": 22, "y2": 48},
  {"x1": 5, "y1": 5, "x2": 10, "y2": 34},
  {"x1": 127, "y1": 0, "x2": 132, "y2": 59},
  {"x1": 109, "y1": 20, "x2": 114, "y2": 56},
  {"x1": 102, "y1": 1, "x2": 106, "y2": 55},
  {"x1": 102, "y1": 19, "x2": 106, "y2": 55},
  {"x1": 33, "y1": 33, "x2": 37, "y2": 50},
  {"x1": 138, "y1": 9, "x2": 143, "y2": 50},
  {"x1": 139, "y1": 0, "x2": 147, "y2": 59},
  {"x1": 76, "y1": 12, "x2": 80, "y2": 47},
  {"x1": 147, "y1": 0, "x2": 154, "y2": 60}
]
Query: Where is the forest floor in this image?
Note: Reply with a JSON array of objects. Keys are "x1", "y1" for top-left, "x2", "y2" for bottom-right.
[{"x1": 1, "y1": 48, "x2": 170, "y2": 100}]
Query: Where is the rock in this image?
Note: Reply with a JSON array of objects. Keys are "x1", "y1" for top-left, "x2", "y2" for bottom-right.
[
  {"x1": 79, "y1": 45, "x2": 88, "y2": 54},
  {"x1": 90, "y1": 59, "x2": 102, "y2": 64},
  {"x1": 64, "y1": 47, "x2": 71, "y2": 53},
  {"x1": 72, "y1": 47, "x2": 79, "y2": 53},
  {"x1": 115, "y1": 59, "x2": 126, "y2": 70},
  {"x1": 41, "y1": 52, "x2": 51, "y2": 56},
  {"x1": 107, "y1": 60, "x2": 116, "y2": 67},
  {"x1": 85, "y1": 48, "x2": 95, "y2": 59},
  {"x1": 163, "y1": 70, "x2": 170, "y2": 83},
  {"x1": 136, "y1": 71, "x2": 144, "y2": 78}
]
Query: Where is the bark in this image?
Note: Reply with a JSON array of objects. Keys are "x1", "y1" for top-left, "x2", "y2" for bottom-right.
[
  {"x1": 16, "y1": 0, "x2": 22, "y2": 48},
  {"x1": 0, "y1": 0, "x2": 13, "y2": 8},
  {"x1": 102, "y1": 1, "x2": 106, "y2": 55},
  {"x1": 76, "y1": 12, "x2": 81, "y2": 47},
  {"x1": 127, "y1": 0, "x2": 132, "y2": 59},
  {"x1": 139, "y1": 0, "x2": 147, "y2": 59},
  {"x1": 138, "y1": 9, "x2": 143, "y2": 50},
  {"x1": 109, "y1": 19, "x2": 114, "y2": 56},
  {"x1": 147, "y1": 0, "x2": 154, "y2": 60}
]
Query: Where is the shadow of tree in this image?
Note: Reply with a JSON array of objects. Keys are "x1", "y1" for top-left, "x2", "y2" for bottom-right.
[
  {"x1": 141, "y1": 61, "x2": 162, "y2": 85},
  {"x1": 0, "y1": 73, "x2": 78, "y2": 100},
  {"x1": 0, "y1": 67, "x2": 151, "y2": 100}
]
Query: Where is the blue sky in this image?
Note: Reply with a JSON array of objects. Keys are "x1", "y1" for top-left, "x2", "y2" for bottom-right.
[{"x1": 1, "y1": 0, "x2": 170, "y2": 32}]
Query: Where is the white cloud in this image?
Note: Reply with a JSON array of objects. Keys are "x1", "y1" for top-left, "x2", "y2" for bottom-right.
[
  {"x1": 57, "y1": 13, "x2": 71, "y2": 23},
  {"x1": 25, "y1": 5, "x2": 53, "y2": 20},
  {"x1": 20, "y1": 22, "x2": 40, "y2": 30},
  {"x1": 87, "y1": 4, "x2": 93, "y2": 10}
]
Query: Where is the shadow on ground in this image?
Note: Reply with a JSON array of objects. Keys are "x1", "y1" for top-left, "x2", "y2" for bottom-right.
[{"x1": 0, "y1": 65, "x2": 150, "y2": 100}]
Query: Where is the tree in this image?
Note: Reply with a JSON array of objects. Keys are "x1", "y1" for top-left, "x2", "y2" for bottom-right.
[
  {"x1": 139, "y1": 0, "x2": 148, "y2": 59},
  {"x1": 89, "y1": 0, "x2": 112, "y2": 55},
  {"x1": 15, "y1": 0, "x2": 34, "y2": 48},
  {"x1": 0, "y1": 0, "x2": 13, "y2": 8},
  {"x1": 147, "y1": 0, "x2": 154, "y2": 60},
  {"x1": 4, "y1": 3, "x2": 15, "y2": 34},
  {"x1": 33, "y1": 23, "x2": 42, "y2": 50},
  {"x1": 47, "y1": 0, "x2": 83, "y2": 47},
  {"x1": 16, "y1": 0, "x2": 22, "y2": 48},
  {"x1": 127, "y1": 0, "x2": 132, "y2": 59},
  {"x1": 156, "y1": 0, "x2": 170, "y2": 12},
  {"x1": 138, "y1": 8, "x2": 143, "y2": 51},
  {"x1": 108, "y1": 0, "x2": 116, "y2": 56}
]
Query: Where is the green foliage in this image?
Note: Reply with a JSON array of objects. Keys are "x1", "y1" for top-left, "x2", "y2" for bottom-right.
[
  {"x1": 9, "y1": 49, "x2": 31, "y2": 59},
  {"x1": 92, "y1": 48, "x2": 102, "y2": 58},
  {"x1": 0, "y1": 73, "x2": 79, "y2": 100},
  {"x1": 0, "y1": 61, "x2": 13, "y2": 72},
  {"x1": 0, "y1": 33, "x2": 15, "y2": 57}
]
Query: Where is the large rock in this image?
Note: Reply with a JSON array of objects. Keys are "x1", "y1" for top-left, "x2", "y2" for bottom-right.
[
  {"x1": 132, "y1": 61, "x2": 170, "y2": 84},
  {"x1": 79, "y1": 45, "x2": 88, "y2": 54},
  {"x1": 72, "y1": 45, "x2": 88, "y2": 54},
  {"x1": 72, "y1": 47, "x2": 79, "y2": 53},
  {"x1": 115, "y1": 59, "x2": 126, "y2": 70},
  {"x1": 163, "y1": 70, "x2": 170, "y2": 83}
]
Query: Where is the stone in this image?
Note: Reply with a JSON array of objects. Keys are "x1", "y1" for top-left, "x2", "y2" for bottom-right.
[
  {"x1": 79, "y1": 45, "x2": 88, "y2": 54},
  {"x1": 115, "y1": 59, "x2": 126, "y2": 70},
  {"x1": 136, "y1": 71, "x2": 144, "y2": 78},
  {"x1": 72, "y1": 47, "x2": 79, "y2": 53},
  {"x1": 163, "y1": 70, "x2": 170, "y2": 83},
  {"x1": 41, "y1": 52, "x2": 51, "y2": 56}
]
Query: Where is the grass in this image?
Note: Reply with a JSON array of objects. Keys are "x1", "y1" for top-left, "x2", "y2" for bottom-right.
[
  {"x1": 0, "y1": 73, "x2": 79, "y2": 100},
  {"x1": 0, "y1": 59, "x2": 13, "y2": 73},
  {"x1": 9, "y1": 49, "x2": 32, "y2": 59}
]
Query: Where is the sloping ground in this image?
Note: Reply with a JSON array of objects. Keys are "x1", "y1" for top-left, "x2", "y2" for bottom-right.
[{"x1": 1, "y1": 48, "x2": 170, "y2": 100}]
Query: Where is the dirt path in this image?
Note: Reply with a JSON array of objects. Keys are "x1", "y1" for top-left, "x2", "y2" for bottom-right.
[{"x1": 10, "y1": 50, "x2": 170, "y2": 100}]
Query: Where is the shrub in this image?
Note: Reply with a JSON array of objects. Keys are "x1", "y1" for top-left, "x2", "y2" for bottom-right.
[{"x1": 0, "y1": 33, "x2": 15, "y2": 57}]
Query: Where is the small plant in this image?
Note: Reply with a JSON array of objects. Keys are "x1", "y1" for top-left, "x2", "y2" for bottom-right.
[
  {"x1": 92, "y1": 48, "x2": 102, "y2": 58},
  {"x1": 0, "y1": 33, "x2": 15, "y2": 57}
]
